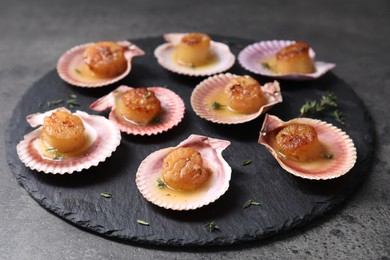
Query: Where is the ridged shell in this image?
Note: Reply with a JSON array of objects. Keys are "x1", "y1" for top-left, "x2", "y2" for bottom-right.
[
  {"x1": 191, "y1": 73, "x2": 282, "y2": 124},
  {"x1": 16, "y1": 108, "x2": 121, "y2": 174},
  {"x1": 258, "y1": 114, "x2": 357, "y2": 180},
  {"x1": 136, "y1": 134, "x2": 231, "y2": 210},
  {"x1": 154, "y1": 33, "x2": 235, "y2": 77},
  {"x1": 238, "y1": 40, "x2": 336, "y2": 81},
  {"x1": 57, "y1": 40, "x2": 144, "y2": 88},
  {"x1": 90, "y1": 85, "x2": 185, "y2": 136}
]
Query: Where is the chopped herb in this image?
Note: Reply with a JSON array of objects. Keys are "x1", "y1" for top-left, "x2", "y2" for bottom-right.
[
  {"x1": 156, "y1": 178, "x2": 166, "y2": 189},
  {"x1": 47, "y1": 99, "x2": 63, "y2": 107},
  {"x1": 261, "y1": 62, "x2": 271, "y2": 70},
  {"x1": 100, "y1": 192, "x2": 113, "y2": 198},
  {"x1": 66, "y1": 99, "x2": 80, "y2": 108},
  {"x1": 151, "y1": 116, "x2": 161, "y2": 124},
  {"x1": 242, "y1": 160, "x2": 252, "y2": 166},
  {"x1": 243, "y1": 199, "x2": 261, "y2": 209},
  {"x1": 321, "y1": 153, "x2": 335, "y2": 160},
  {"x1": 204, "y1": 221, "x2": 219, "y2": 232},
  {"x1": 46, "y1": 148, "x2": 64, "y2": 161},
  {"x1": 212, "y1": 102, "x2": 224, "y2": 110},
  {"x1": 75, "y1": 69, "x2": 81, "y2": 75},
  {"x1": 38, "y1": 102, "x2": 43, "y2": 108},
  {"x1": 143, "y1": 91, "x2": 151, "y2": 99},
  {"x1": 330, "y1": 110, "x2": 344, "y2": 124},
  {"x1": 69, "y1": 94, "x2": 77, "y2": 99},
  {"x1": 137, "y1": 219, "x2": 150, "y2": 226}
]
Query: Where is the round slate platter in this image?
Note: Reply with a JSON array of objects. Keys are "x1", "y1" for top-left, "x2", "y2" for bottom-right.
[{"x1": 5, "y1": 35, "x2": 375, "y2": 247}]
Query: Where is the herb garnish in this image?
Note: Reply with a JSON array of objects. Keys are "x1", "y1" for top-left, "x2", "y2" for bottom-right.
[
  {"x1": 156, "y1": 178, "x2": 166, "y2": 189},
  {"x1": 75, "y1": 69, "x2": 81, "y2": 75},
  {"x1": 137, "y1": 219, "x2": 150, "y2": 226},
  {"x1": 143, "y1": 91, "x2": 151, "y2": 99},
  {"x1": 212, "y1": 102, "x2": 224, "y2": 110},
  {"x1": 299, "y1": 92, "x2": 344, "y2": 124},
  {"x1": 261, "y1": 62, "x2": 271, "y2": 70},
  {"x1": 47, "y1": 99, "x2": 63, "y2": 107},
  {"x1": 66, "y1": 94, "x2": 80, "y2": 108},
  {"x1": 243, "y1": 199, "x2": 261, "y2": 209},
  {"x1": 100, "y1": 192, "x2": 113, "y2": 198},
  {"x1": 204, "y1": 221, "x2": 219, "y2": 232},
  {"x1": 321, "y1": 153, "x2": 335, "y2": 160},
  {"x1": 46, "y1": 148, "x2": 64, "y2": 160},
  {"x1": 242, "y1": 160, "x2": 252, "y2": 166}
]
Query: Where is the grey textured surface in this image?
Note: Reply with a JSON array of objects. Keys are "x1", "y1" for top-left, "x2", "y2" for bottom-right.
[{"x1": 1, "y1": 0, "x2": 389, "y2": 259}]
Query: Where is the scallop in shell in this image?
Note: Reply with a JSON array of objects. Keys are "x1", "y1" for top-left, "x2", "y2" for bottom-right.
[
  {"x1": 191, "y1": 73, "x2": 282, "y2": 124},
  {"x1": 258, "y1": 114, "x2": 357, "y2": 180},
  {"x1": 238, "y1": 40, "x2": 336, "y2": 81},
  {"x1": 90, "y1": 85, "x2": 185, "y2": 136},
  {"x1": 57, "y1": 40, "x2": 145, "y2": 88},
  {"x1": 154, "y1": 33, "x2": 235, "y2": 77},
  {"x1": 16, "y1": 108, "x2": 121, "y2": 174},
  {"x1": 136, "y1": 134, "x2": 231, "y2": 210}
]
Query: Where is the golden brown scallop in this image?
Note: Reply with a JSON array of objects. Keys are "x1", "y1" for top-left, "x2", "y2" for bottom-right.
[
  {"x1": 274, "y1": 41, "x2": 315, "y2": 74},
  {"x1": 116, "y1": 88, "x2": 162, "y2": 125},
  {"x1": 162, "y1": 147, "x2": 211, "y2": 191},
  {"x1": 175, "y1": 33, "x2": 211, "y2": 67},
  {"x1": 41, "y1": 109, "x2": 85, "y2": 153},
  {"x1": 224, "y1": 76, "x2": 268, "y2": 114},
  {"x1": 275, "y1": 123, "x2": 323, "y2": 161},
  {"x1": 83, "y1": 41, "x2": 127, "y2": 77}
]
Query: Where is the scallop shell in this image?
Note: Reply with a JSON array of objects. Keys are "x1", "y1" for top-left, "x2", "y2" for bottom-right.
[
  {"x1": 16, "y1": 108, "x2": 121, "y2": 174},
  {"x1": 154, "y1": 33, "x2": 235, "y2": 77},
  {"x1": 90, "y1": 85, "x2": 185, "y2": 136},
  {"x1": 191, "y1": 73, "x2": 282, "y2": 124},
  {"x1": 57, "y1": 40, "x2": 145, "y2": 88},
  {"x1": 258, "y1": 114, "x2": 357, "y2": 180},
  {"x1": 136, "y1": 134, "x2": 231, "y2": 210},
  {"x1": 238, "y1": 40, "x2": 336, "y2": 81}
]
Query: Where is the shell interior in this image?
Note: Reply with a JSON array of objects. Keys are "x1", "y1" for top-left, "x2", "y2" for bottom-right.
[
  {"x1": 90, "y1": 85, "x2": 185, "y2": 136},
  {"x1": 191, "y1": 73, "x2": 283, "y2": 124},
  {"x1": 16, "y1": 109, "x2": 121, "y2": 174},
  {"x1": 258, "y1": 114, "x2": 357, "y2": 180},
  {"x1": 135, "y1": 134, "x2": 232, "y2": 210},
  {"x1": 57, "y1": 41, "x2": 145, "y2": 88},
  {"x1": 238, "y1": 40, "x2": 336, "y2": 81},
  {"x1": 154, "y1": 33, "x2": 235, "y2": 77}
]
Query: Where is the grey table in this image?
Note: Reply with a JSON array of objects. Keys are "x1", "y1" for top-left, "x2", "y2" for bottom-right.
[{"x1": 1, "y1": 1, "x2": 389, "y2": 259}]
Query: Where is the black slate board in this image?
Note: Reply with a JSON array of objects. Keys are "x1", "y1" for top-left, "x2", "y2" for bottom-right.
[{"x1": 5, "y1": 36, "x2": 375, "y2": 247}]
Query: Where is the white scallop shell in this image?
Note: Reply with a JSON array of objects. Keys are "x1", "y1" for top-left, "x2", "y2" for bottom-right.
[
  {"x1": 90, "y1": 85, "x2": 185, "y2": 136},
  {"x1": 16, "y1": 108, "x2": 121, "y2": 174},
  {"x1": 191, "y1": 73, "x2": 282, "y2": 124},
  {"x1": 57, "y1": 40, "x2": 145, "y2": 88},
  {"x1": 258, "y1": 114, "x2": 357, "y2": 180},
  {"x1": 154, "y1": 33, "x2": 235, "y2": 77},
  {"x1": 136, "y1": 134, "x2": 231, "y2": 210},
  {"x1": 238, "y1": 40, "x2": 336, "y2": 81}
]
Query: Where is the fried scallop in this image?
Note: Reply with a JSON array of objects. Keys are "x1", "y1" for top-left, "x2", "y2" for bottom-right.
[
  {"x1": 175, "y1": 33, "x2": 212, "y2": 67},
  {"x1": 273, "y1": 41, "x2": 315, "y2": 74},
  {"x1": 162, "y1": 147, "x2": 211, "y2": 191},
  {"x1": 116, "y1": 88, "x2": 162, "y2": 126},
  {"x1": 82, "y1": 41, "x2": 127, "y2": 77},
  {"x1": 224, "y1": 75, "x2": 268, "y2": 114}
]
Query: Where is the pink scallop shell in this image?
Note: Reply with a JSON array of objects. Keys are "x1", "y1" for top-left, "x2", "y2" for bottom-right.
[
  {"x1": 258, "y1": 114, "x2": 357, "y2": 180},
  {"x1": 135, "y1": 134, "x2": 231, "y2": 210},
  {"x1": 154, "y1": 33, "x2": 235, "y2": 77},
  {"x1": 57, "y1": 40, "x2": 145, "y2": 88},
  {"x1": 16, "y1": 108, "x2": 121, "y2": 174},
  {"x1": 191, "y1": 73, "x2": 282, "y2": 124},
  {"x1": 238, "y1": 40, "x2": 336, "y2": 81},
  {"x1": 90, "y1": 85, "x2": 185, "y2": 136}
]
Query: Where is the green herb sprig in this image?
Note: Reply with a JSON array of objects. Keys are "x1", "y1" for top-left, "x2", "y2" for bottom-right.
[
  {"x1": 204, "y1": 221, "x2": 219, "y2": 232},
  {"x1": 100, "y1": 192, "x2": 113, "y2": 198},
  {"x1": 243, "y1": 199, "x2": 261, "y2": 209},
  {"x1": 299, "y1": 92, "x2": 344, "y2": 124},
  {"x1": 46, "y1": 148, "x2": 64, "y2": 160},
  {"x1": 212, "y1": 102, "x2": 225, "y2": 110},
  {"x1": 137, "y1": 219, "x2": 150, "y2": 226},
  {"x1": 156, "y1": 178, "x2": 166, "y2": 189},
  {"x1": 242, "y1": 160, "x2": 252, "y2": 166}
]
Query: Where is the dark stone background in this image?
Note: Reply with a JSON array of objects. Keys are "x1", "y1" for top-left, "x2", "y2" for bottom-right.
[{"x1": 1, "y1": 1, "x2": 389, "y2": 259}]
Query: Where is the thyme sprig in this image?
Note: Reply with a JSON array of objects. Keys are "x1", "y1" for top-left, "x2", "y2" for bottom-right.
[
  {"x1": 299, "y1": 92, "x2": 344, "y2": 124},
  {"x1": 204, "y1": 221, "x2": 219, "y2": 232}
]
